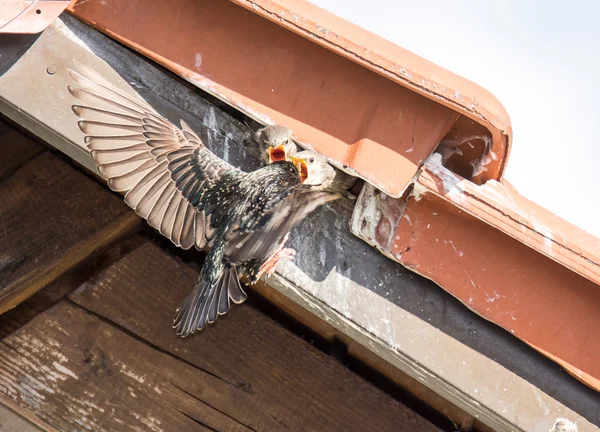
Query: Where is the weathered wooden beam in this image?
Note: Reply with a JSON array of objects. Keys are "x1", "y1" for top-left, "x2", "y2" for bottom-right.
[
  {"x1": 0, "y1": 241, "x2": 441, "y2": 432},
  {"x1": 0, "y1": 13, "x2": 598, "y2": 432},
  {"x1": 0, "y1": 122, "x2": 44, "y2": 179},
  {"x1": 0, "y1": 123, "x2": 140, "y2": 315},
  {"x1": 0, "y1": 235, "x2": 145, "y2": 340}
]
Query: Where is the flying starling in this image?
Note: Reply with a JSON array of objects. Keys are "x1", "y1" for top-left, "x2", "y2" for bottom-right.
[{"x1": 67, "y1": 68, "x2": 345, "y2": 337}]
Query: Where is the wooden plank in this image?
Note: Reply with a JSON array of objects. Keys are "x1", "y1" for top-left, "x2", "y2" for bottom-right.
[
  {"x1": 0, "y1": 247, "x2": 442, "y2": 432},
  {"x1": 1, "y1": 14, "x2": 598, "y2": 432},
  {"x1": 251, "y1": 277, "x2": 479, "y2": 430},
  {"x1": 0, "y1": 268, "x2": 75, "y2": 341},
  {"x1": 0, "y1": 149, "x2": 140, "y2": 314},
  {"x1": 66, "y1": 242, "x2": 440, "y2": 432},
  {"x1": 0, "y1": 120, "x2": 45, "y2": 181},
  {"x1": 0, "y1": 237, "x2": 144, "y2": 340}
]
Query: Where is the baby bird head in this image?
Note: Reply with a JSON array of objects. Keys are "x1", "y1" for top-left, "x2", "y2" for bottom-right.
[
  {"x1": 254, "y1": 125, "x2": 298, "y2": 164},
  {"x1": 288, "y1": 150, "x2": 337, "y2": 189},
  {"x1": 288, "y1": 150, "x2": 358, "y2": 192}
]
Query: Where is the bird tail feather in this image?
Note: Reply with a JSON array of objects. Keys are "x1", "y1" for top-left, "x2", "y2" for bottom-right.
[{"x1": 173, "y1": 263, "x2": 247, "y2": 337}]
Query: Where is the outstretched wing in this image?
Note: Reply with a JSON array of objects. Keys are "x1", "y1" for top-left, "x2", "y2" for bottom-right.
[{"x1": 68, "y1": 68, "x2": 241, "y2": 250}]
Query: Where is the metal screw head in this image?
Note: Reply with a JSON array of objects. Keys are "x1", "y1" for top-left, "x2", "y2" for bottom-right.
[{"x1": 46, "y1": 65, "x2": 57, "y2": 75}]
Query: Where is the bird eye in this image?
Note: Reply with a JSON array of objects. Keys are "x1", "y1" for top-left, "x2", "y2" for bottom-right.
[{"x1": 309, "y1": 157, "x2": 315, "y2": 163}]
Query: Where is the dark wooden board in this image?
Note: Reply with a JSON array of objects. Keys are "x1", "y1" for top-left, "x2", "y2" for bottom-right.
[
  {"x1": 61, "y1": 242, "x2": 441, "y2": 432},
  {"x1": 0, "y1": 148, "x2": 140, "y2": 314},
  {"x1": 0, "y1": 122, "x2": 44, "y2": 182},
  {"x1": 0, "y1": 237, "x2": 145, "y2": 340},
  {"x1": 0, "y1": 302, "x2": 250, "y2": 431}
]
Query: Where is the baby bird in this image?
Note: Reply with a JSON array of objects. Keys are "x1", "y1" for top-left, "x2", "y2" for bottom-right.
[
  {"x1": 254, "y1": 124, "x2": 298, "y2": 164},
  {"x1": 254, "y1": 124, "x2": 357, "y2": 193}
]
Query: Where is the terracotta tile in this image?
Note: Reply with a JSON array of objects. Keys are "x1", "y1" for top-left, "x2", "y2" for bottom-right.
[
  {"x1": 1, "y1": 0, "x2": 70, "y2": 33},
  {"x1": 351, "y1": 158, "x2": 600, "y2": 392},
  {"x1": 67, "y1": 0, "x2": 508, "y2": 196}
]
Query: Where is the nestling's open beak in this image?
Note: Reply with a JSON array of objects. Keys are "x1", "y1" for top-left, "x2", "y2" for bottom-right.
[
  {"x1": 268, "y1": 145, "x2": 287, "y2": 163},
  {"x1": 288, "y1": 155, "x2": 308, "y2": 183}
]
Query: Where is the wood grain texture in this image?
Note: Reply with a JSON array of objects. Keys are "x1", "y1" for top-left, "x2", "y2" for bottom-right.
[
  {"x1": 0, "y1": 237, "x2": 145, "y2": 340},
  {"x1": 0, "y1": 150, "x2": 140, "y2": 314},
  {"x1": 66, "y1": 242, "x2": 441, "y2": 432},
  {"x1": 0, "y1": 122, "x2": 45, "y2": 181},
  {"x1": 251, "y1": 273, "x2": 477, "y2": 430}
]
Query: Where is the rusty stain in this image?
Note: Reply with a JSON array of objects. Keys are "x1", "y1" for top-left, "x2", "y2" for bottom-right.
[
  {"x1": 0, "y1": 0, "x2": 70, "y2": 34},
  {"x1": 66, "y1": 0, "x2": 508, "y2": 197}
]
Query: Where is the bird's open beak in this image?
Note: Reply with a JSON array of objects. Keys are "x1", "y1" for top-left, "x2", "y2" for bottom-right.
[
  {"x1": 288, "y1": 155, "x2": 308, "y2": 183},
  {"x1": 268, "y1": 145, "x2": 287, "y2": 163}
]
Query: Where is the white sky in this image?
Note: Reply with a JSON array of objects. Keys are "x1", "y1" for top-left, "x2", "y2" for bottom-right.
[{"x1": 313, "y1": 0, "x2": 600, "y2": 238}]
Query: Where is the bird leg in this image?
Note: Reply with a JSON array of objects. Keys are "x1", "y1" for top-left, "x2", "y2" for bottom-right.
[{"x1": 255, "y1": 233, "x2": 296, "y2": 280}]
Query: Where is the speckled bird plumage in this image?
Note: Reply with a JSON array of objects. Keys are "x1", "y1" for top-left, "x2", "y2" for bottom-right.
[
  {"x1": 67, "y1": 67, "x2": 341, "y2": 337},
  {"x1": 172, "y1": 160, "x2": 338, "y2": 335}
]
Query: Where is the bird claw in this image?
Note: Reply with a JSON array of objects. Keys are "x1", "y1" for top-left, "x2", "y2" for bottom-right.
[
  {"x1": 280, "y1": 247, "x2": 296, "y2": 260},
  {"x1": 265, "y1": 248, "x2": 296, "y2": 278},
  {"x1": 256, "y1": 246, "x2": 296, "y2": 280}
]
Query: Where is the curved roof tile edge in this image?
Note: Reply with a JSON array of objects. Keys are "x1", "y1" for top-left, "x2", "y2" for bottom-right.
[
  {"x1": 234, "y1": 0, "x2": 513, "y2": 182},
  {"x1": 0, "y1": 0, "x2": 71, "y2": 34}
]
